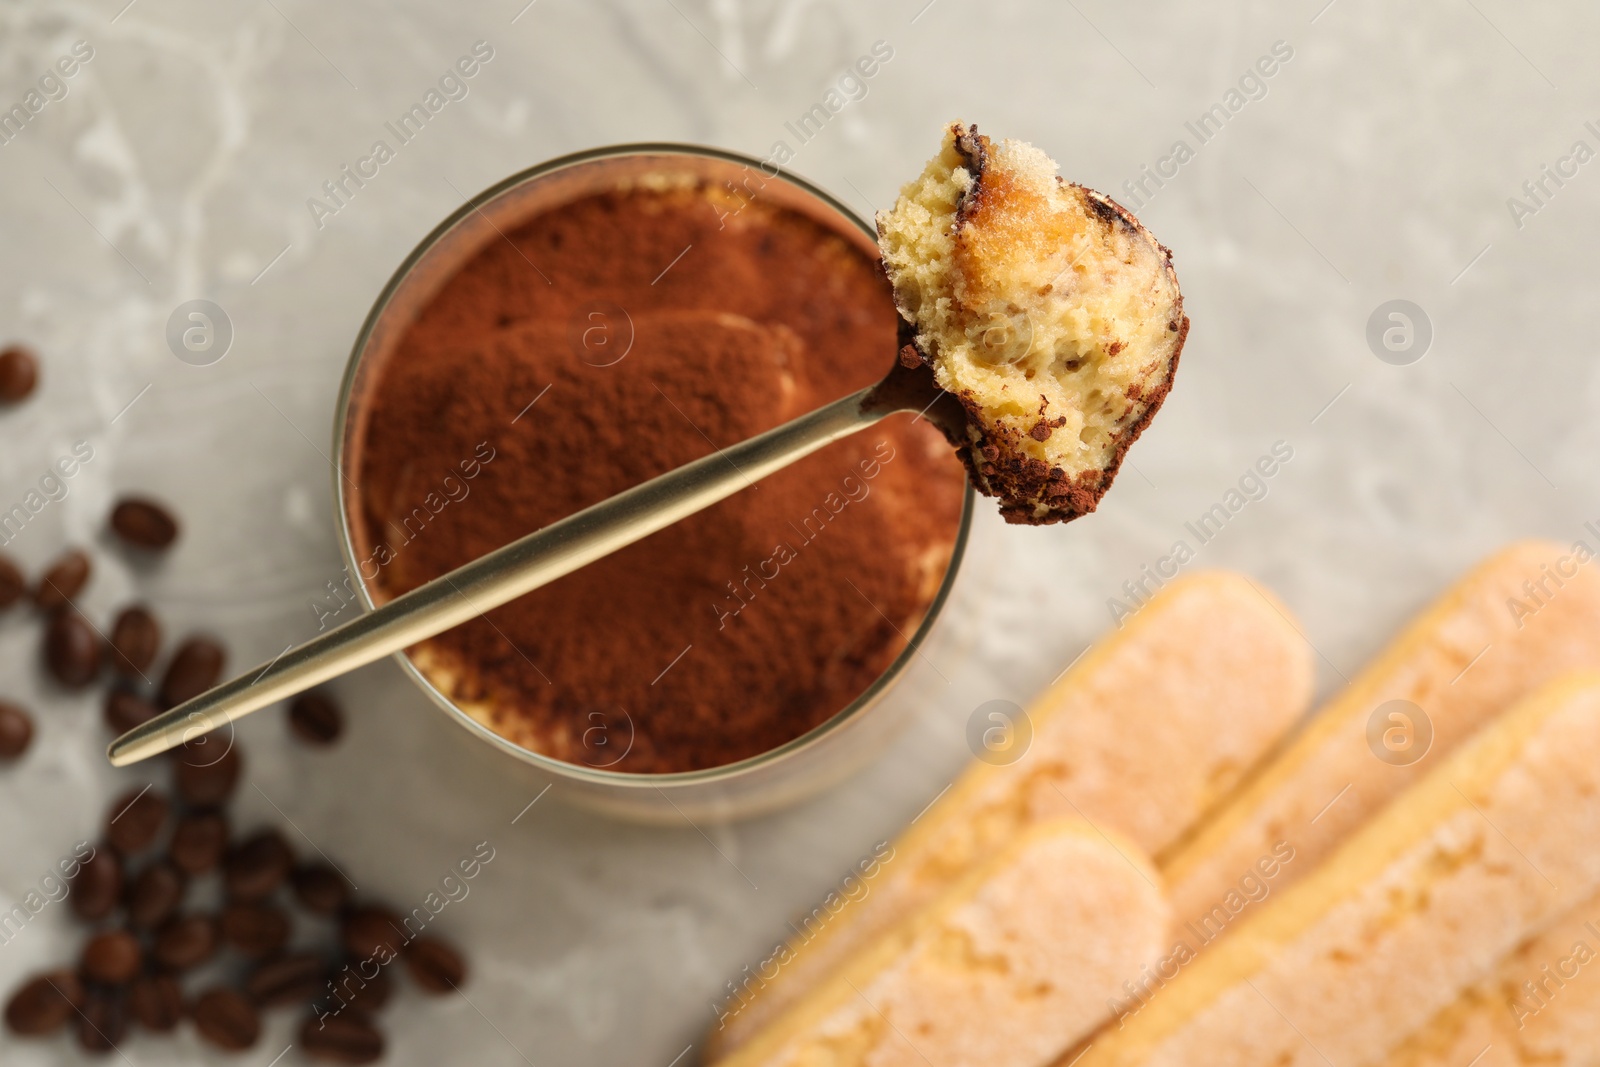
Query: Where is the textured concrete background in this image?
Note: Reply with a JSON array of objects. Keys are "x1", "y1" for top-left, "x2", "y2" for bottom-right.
[{"x1": 0, "y1": 0, "x2": 1596, "y2": 1063}]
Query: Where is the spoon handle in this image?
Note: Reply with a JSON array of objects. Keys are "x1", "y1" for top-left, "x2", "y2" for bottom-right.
[{"x1": 109, "y1": 386, "x2": 889, "y2": 767}]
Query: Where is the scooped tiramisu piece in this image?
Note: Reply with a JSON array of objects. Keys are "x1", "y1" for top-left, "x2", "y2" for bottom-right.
[{"x1": 878, "y1": 122, "x2": 1187, "y2": 524}]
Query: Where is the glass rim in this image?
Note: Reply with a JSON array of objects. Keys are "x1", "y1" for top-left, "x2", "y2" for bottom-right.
[{"x1": 329, "y1": 142, "x2": 974, "y2": 789}]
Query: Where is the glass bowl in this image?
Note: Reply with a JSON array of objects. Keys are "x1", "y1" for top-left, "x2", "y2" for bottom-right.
[{"x1": 331, "y1": 144, "x2": 972, "y2": 823}]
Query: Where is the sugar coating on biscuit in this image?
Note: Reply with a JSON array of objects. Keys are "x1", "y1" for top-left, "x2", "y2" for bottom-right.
[
  {"x1": 878, "y1": 122, "x2": 1186, "y2": 524},
  {"x1": 726, "y1": 821, "x2": 1170, "y2": 1067},
  {"x1": 1380, "y1": 883, "x2": 1600, "y2": 1066},
  {"x1": 1163, "y1": 539, "x2": 1600, "y2": 939},
  {"x1": 1075, "y1": 673, "x2": 1600, "y2": 1067}
]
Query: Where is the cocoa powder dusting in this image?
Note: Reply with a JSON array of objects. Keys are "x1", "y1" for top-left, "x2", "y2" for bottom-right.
[{"x1": 350, "y1": 182, "x2": 966, "y2": 773}]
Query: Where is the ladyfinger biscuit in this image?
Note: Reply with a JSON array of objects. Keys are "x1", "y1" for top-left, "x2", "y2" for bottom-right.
[
  {"x1": 709, "y1": 571, "x2": 1311, "y2": 1056},
  {"x1": 878, "y1": 122, "x2": 1186, "y2": 524},
  {"x1": 1162, "y1": 540, "x2": 1600, "y2": 937},
  {"x1": 1073, "y1": 672, "x2": 1600, "y2": 1067},
  {"x1": 721, "y1": 819, "x2": 1170, "y2": 1067},
  {"x1": 1380, "y1": 886, "x2": 1600, "y2": 1066}
]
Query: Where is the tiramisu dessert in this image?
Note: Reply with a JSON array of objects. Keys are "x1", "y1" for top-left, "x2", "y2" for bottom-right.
[
  {"x1": 346, "y1": 174, "x2": 967, "y2": 774},
  {"x1": 879, "y1": 123, "x2": 1187, "y2": 523}
]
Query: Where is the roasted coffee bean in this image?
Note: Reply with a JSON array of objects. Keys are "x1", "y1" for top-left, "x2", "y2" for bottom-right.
[
  {"x1": 192, "y1": 987, "x2": 260, "y2": 1051},
  {"x1": 44, "y1": 610, "x2": 100, "y2": 688},
  {"x1": 106, "y1": 787, "x2": 169, "y2": 856},
  {"x1": 170, "y1": 810, "x2": 228, "y2": 875},
  {"x1": 34, "y1": 548, "x2": 90, "y2": 610},
  {"x1": 152, "y1": 913, "x2": 218, "y2": 971},
  {"x1": 0, "y1": 553, "x2": 24, "y2": 608},
  {"x1": 404, "y1": 936, "x2": 467, "y2": 993},
  {"x1": 341, "y1": 906, "x2": 405, "y2": 961},
  {"x1": 221, "y1": 902, "x2": 291, "y2": 958},
  {"x1": 300, "y1": 1012, "x2": 385, "y2": 1065},
  {"x1": 109, "y1": 497, "x2": 179, "y2": 551},
  {"x1": 0, "y1": 344, "x2": 38, "y2": 402},
  {"x1": 225, "y1": 830, "x2": 294, "y2": 902},
  {"x1": 291, "y1": 863, "x2": 349, "y2": 916},
  {"x1": 128, "y1": 973, "x2": 183, "y2": 1032},
  {"x1": 81, "y1": 930, "x2": 142, "y2": 985},
  {"x1": 337, "y1": 966, "x2": 392, "y2": 1015},
  {"x1": 159, "y1": 635, "x2": 225, "y2": 708},
  {"x1": 246, "y1": 952, "x2": 326, "y2": 1009},
  {"x1": 75, "y1": 987, "x2": 126, "y2": 1056},
  {"x1": 5, "y1": 970, "x2": 83, "y2": 1035},
  {"x1": 126, "y1": 859, "x2": 185, "y2": 928},
  {"x1": 108, "y1": 605, "x2": 161, "y2": 676},
  {"x1": 0, "y1": 701, "x2": 34, "y2": 759},
  {"x1": 70, "y1": 849, "x2": 123, "y2": 921},
  {"x1": 104, "y1": 690, "x2": 158, "y2": 735},
  {"x1": 174, "y1": 741, "x2": 241, "y2": 807},
  {"x1": 289, "y1": 691, "x2": 344, "y2": 745}
]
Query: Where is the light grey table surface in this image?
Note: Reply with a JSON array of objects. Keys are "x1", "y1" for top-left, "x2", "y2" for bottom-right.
[{"x1": 1, "y1": 0, "x2": 1595, "y2": 1063}]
